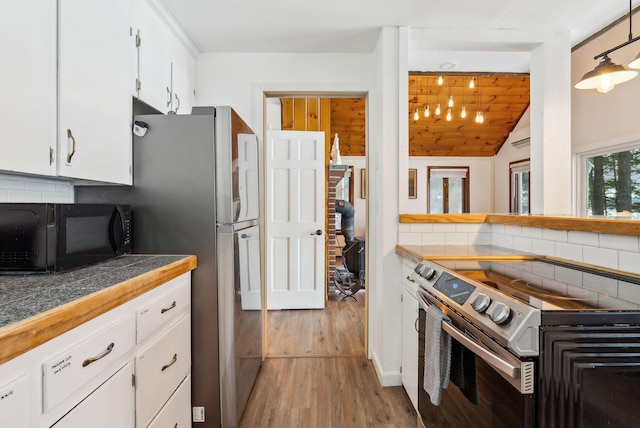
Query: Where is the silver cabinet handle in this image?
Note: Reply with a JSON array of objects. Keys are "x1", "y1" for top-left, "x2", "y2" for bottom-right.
[
  {"x1": 166, "y1": 87, "x2": 172, "y2": 107},
  {"x1": 160, "y1": 301, "x2": 177, "y2": 314},
  {"x1": 414, "y1": 317, "x2": 419, "y2": 333},
  {"x1": 174, "y1": 93, "x2": 180, "y2": 112},
  {"x1": 161, "y1": 353, "x2": 178, "y2": 371},
  {"x1": 66, "y1": 129, "x2": 76, "y2": 164},
  {"x1": 82, "y1": 343, "x2": 114, "y2": 367}
]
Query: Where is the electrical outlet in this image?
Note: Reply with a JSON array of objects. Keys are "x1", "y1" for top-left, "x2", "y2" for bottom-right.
[{"x1": 192, "y1": 406, "x2": 205, "y2": 422}]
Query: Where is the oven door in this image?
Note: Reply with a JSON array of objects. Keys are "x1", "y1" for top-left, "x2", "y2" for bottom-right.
[{"x1": 417, "y1": 290, "x2": 536, "y2": 428}]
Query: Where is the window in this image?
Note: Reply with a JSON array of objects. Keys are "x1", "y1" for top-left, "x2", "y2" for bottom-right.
[
  {"x1": 510, "y1": 159, "x2": 530, "y2": 214},
  {"x1": 427, "y1": 167, "x2": 469, "y2": 213},
  {"x1": 586, "y1": 148, "x2": 640, "y2": 216}
]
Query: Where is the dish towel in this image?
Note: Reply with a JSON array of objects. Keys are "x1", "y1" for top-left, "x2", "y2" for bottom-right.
[{"x1": 423, "y1": 304, "x2": 452, "y2": 406}]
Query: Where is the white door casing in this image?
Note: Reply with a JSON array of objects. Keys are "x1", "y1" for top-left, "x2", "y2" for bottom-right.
[{"x1": 266, "y1": 130, "x2": 326, "y2": 310}]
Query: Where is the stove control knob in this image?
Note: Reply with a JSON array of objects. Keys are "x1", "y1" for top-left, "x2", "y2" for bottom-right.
[
  {"x1": 470, "y1": 293, "x2": 491, "y2": 313},
  {"x1": 420, "y1": 268, "x2": 437, "y2": 281},
  {"x1": 414, "y1": 263, "x2": 426, "y2": 275},
  {"x1": 488, "y1": 302, "x2": 511, "y2": 325}
]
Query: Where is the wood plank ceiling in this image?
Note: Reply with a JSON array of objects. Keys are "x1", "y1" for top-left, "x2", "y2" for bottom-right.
[{"x1": 409, "y1": 73, "x2": 530, "y2": 157}]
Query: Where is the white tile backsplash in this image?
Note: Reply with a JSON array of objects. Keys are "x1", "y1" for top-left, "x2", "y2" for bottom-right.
[
  {"x1": 619, "y1": 251, "x2": 640, "y2": 275},
  {"x1": 542, "y1": 228, "x2": 568, "y2": 242},
  {"x1": 599, "y1": 234, "x2": 640, "y2": 252},
  {"x1": 0, "y1": 173, "x2": 74, "y2": 203},
  {"x1": 445, "y1": 233, "x2": 469, "y2": 245},
  {"x1": 555, "y1": 242, "x2": 583, "y2": 262},
  {"x1": 567, "y1": 230, "x2": 599, "y2": 246},
  {"x1": 583, "y1": 246, "x2": 619, "y2": 269}
]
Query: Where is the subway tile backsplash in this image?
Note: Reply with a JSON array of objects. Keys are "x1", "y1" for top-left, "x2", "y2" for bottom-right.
[
  {"x1": 398, "y1": 221, "x2": 640, "y2": 276},
  {"x1": 0, "y1": 173, "x2": 74, "y2": 203}
]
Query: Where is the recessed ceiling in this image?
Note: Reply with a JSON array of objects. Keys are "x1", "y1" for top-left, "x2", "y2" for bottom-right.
[{"x1": 159, "y1": 0, "x2": 639, "y2": 54}]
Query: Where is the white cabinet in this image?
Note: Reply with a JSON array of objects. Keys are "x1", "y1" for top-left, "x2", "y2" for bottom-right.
[
  {"x1": 136, "y1": 314, "x2": 191, "y2": 427},
  {"x1": 52, "y1": 362, "x2": 135, "y2": 428},
  {"x1": 0, "y1": 0, "x2": 57, "y2": 177},
  {"x1": 133, "y1": 0, "x2": 196, "y2": 115},
  {"x1": 0, "y1": 374, "x2": 30, "y2": 428},
  {"x1": 401, "y1": 260, "x2": 420, "y2": 410},
  {"x1": 42, "y1": 315, "x2": 135, "y2": 411},
  {"x1": 57, "y1": 0, "x2": 134, "y2": 184},
  {"x1": 147, "y1": 375, "x2": 191, "y2": 428}
]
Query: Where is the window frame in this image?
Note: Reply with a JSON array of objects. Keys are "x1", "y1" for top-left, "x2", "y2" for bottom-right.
[
  {"x1": 576, "y1": 140, "x2": 640, "y2": 217},
  {"x1": 426, "y1": 166, "x2": 470, "y2": 213},
  {"x1": 509, "y1": 158, "x2": 530, "y2": 214}
]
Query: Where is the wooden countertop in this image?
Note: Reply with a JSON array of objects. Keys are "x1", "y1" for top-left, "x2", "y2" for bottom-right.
[
  {"x1": 0, "y1": 254, "x2": 196, "y2": 365},
  {"x1": 399, "y1": 214, "x2": 640, "y2": 236},
  {"x1": 396, "y1": 244, "x2": 540, "y2": 264}
]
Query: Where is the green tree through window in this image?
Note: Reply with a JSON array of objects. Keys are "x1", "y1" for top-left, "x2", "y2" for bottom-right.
[{"x1": 587, "y1": 149, "x2": 640, "y2": 216}]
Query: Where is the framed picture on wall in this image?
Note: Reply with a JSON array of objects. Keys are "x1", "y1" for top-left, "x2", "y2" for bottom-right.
[
  {"x1": 361, "y1": 169, "x2": 367, "y2": 199},
  {"x1": 408, "y1": 168, "x2": 417, "y2": 199}
]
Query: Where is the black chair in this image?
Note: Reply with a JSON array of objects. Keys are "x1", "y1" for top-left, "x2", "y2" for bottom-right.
[{"x1": 334, "y1": 238, "x2": 365, "y2": 301}]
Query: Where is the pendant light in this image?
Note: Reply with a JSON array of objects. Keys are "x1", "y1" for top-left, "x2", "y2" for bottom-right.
[
  {"x1": 437, "y1": 75, "x2": 443, "y2": 85},
  {"x1": 576, "y1": 0, "x2": 640, "y2": 93},
  {"x1": 461, "y1": 84, "x2": 467, "y2": 119},
  {"x1": 469, "y1": 76, "x2": 475, "y2": 89},
  {"x1": 412, "y1": 75, "x2": 419, "y2": 121},
  {"x1": 424, "y1": 76, "x2": 430, "y2": 117},
  {"x1": 447, "y1": 77, "x2": 454, "y2": 107},
  {"x1": 446, "y1": 108, "x2": 452, "y2": 121},
  {"x1": 475, "y1": 76, "x2": 484, "y2": 124}
]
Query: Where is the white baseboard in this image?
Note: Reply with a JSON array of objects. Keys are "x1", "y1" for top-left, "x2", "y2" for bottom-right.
[{"x1": 371, "y1": 351, "x2": 402, "y2": 387}]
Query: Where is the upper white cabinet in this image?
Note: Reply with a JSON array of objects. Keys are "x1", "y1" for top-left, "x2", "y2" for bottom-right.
[
  {"x1": 58, "y1": 0, "x2": 134, "y2": 184},
  {"x1": 134, "y1": 0, "x2": 196, "y2": 114},
  {"x1": 0, "y1": 1, "x2": 57, "y2": 177}
]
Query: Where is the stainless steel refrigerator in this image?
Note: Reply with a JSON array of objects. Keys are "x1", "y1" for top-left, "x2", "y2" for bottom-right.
[{"x1": 77, "y1": 106, "x2": 263, "y2": 428}]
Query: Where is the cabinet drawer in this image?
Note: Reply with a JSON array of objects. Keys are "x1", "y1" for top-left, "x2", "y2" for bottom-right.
[
  {"x1": 147, "y1": 375, "x2": 191, "y2": 428},
  {"x1": 136, "y1": 272, "x2": 190, "y2": 343},
  {"x1": 136, "y1": 314, "x2": 191, "y2": 427},
  {"x1": 43, "y1": 314, "x2": 135, "y2": 412},
  {"x1": 0, "y1": 374, "x2": 29, "y2": 428}
]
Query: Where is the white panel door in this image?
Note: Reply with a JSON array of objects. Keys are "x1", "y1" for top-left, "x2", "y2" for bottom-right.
[{"x1": 266, "y1": 130, "x2": 325, "y2": 309}]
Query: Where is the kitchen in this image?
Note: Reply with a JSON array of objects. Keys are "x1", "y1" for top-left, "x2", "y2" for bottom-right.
[{"x1": 2, "y1": 0, "x2": 640, "y2": 427}]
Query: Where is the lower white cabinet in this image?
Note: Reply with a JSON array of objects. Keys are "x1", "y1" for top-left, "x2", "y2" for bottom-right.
[
  {"x1": 52, "y1": 362, "x2": 135, "y2": 428},
  {"x1": 0, "y1": 374, "x2": 30, "y2": 428},
  {"x1": 135, "y1": 313, "x2": 191, "y2": 427},
  {"x1": 147, "y1": 375, "x2": 192, "y2": 428},
  {"x1": 401, "y1": 260, "x2": 420, "y2": 410}
]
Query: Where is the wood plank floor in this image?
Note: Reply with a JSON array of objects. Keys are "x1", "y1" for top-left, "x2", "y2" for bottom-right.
[
  {"x1": 267, "y1": 291, "x2": 366, "y2": 357},
  {"x1": 239, "y1": 291, "x2": 417, "y2": 427}
]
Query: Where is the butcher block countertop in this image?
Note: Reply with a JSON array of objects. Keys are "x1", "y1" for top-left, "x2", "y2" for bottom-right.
[
  {"x1": 0, "y1": 254, "x2": 197, "y2": 365},
  {"x1": 399, "y1": 214, "x2": 640, "y2": 236},
  {"x1": 396, "y1": 244, "x2": 540, "y2": 265}
]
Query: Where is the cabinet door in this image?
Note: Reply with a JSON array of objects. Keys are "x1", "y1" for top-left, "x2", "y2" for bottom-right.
[
  {"x1": 133, "y1": 0, "x2": 172, "y2": 113},
  {"x1": 0, "y1": 0, "x2": 56, "y2": 176},
  {"x1": 52, "y1": 362, "x2": 135, "y2": 428},
  {"x1": 169, "y1": 40, "x2": 196, "y2": 114},
  {"x1": 58, "y1": 0, "x2": 134, "y2": 184},
  {"x1": 147, "y1": 376, "x2": 191, "y2": 428},
  {"x1": 401, "y1": 286, "x2": 419, "y2": 410},
  {"x1": 0, "y1": 374, "x2": 30, "y2": 428}
]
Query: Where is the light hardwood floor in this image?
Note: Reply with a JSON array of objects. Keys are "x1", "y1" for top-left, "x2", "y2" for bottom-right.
[{"x1": 239, "y1": 291, "x2": 417, "y2": 427}]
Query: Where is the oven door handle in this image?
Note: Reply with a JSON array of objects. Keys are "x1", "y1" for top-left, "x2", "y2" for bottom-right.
[{"x1": 441, "y1": 320, "x2": 520, "y2": 380}]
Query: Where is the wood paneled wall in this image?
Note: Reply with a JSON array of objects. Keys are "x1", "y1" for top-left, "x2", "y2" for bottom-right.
[{"x1": 281, "y1": 97, "x2": 366, "y2": 158}]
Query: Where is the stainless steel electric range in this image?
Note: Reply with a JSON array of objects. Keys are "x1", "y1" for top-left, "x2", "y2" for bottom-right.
[{"x1": 411, "y1": 257, "x2": 640, "y2": 428}]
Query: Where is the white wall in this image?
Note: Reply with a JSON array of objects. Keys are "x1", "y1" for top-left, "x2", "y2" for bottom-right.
[
  {"x1": 572, "y1": 12, "x2": 640, "y2": 154},
  {"x1": 405, "y1": 156, "x2": 494, "y2": 213},
  {"x1": 494, "y1": 108, "x2": 531, "y2": 213}
]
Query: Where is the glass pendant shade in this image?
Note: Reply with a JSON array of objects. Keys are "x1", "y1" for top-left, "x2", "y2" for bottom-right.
[
  {"x1": 413, "y1": 108, "x2": 419, "y2": 121},
  {"x1": 461, "y1": 106, "x2": 467, "y2": 118},
  {"x1": 446, "y1": 108, "x2": 452, "y2": 121},
  {"x1": 437, "y1": 75, "x2": 443, "y2": 85},
  {"x1": 424, "y1": 104, "x2": 430, "y2": 117},
  {"x1": 469, "y1": 77, "x2": 475, "y2": 89},
  {"x1": 629, "y1": 51, "x2": 640, "y2": 69},
  {"x1": 435, "y1": 103, "x2": 441, "y2": 115},
  {"x1": 575, "y1": 55, "x2": 638, "y2": 93},
  {"x1": 448, "y1": 95, "x2": 454, "y2": 107}
]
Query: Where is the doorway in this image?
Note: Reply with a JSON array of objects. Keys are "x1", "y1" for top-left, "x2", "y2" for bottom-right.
[{"x1": 263, "y1": 95, "x2": 368, "y2": 358}]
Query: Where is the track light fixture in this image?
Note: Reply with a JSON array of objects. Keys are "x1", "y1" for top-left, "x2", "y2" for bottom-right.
[{"x1": 575, "y1": 0, "x2": 640, "y2": 93}]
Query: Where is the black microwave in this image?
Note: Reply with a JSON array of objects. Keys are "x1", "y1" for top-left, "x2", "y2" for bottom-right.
[{"x1": 0, "y1": 203, "x2": 131, "y2": 273}]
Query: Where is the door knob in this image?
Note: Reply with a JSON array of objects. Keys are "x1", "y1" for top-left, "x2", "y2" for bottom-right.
[{"x1": 311, "y1": 229, "x2": 323, "y2": 236}]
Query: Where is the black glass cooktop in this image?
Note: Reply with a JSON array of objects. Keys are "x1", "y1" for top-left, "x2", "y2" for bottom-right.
[{"x1": 455, "y1": 259, "x2": 640, "y2": 311}]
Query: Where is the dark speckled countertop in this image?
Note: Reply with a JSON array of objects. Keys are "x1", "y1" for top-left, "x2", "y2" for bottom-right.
[
  {"x1": 0, "y1": 255, "x2": 187, "y2": 328},
  {"x1": 0, "y1": 254, "x2": 197, "y2": 365}
]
